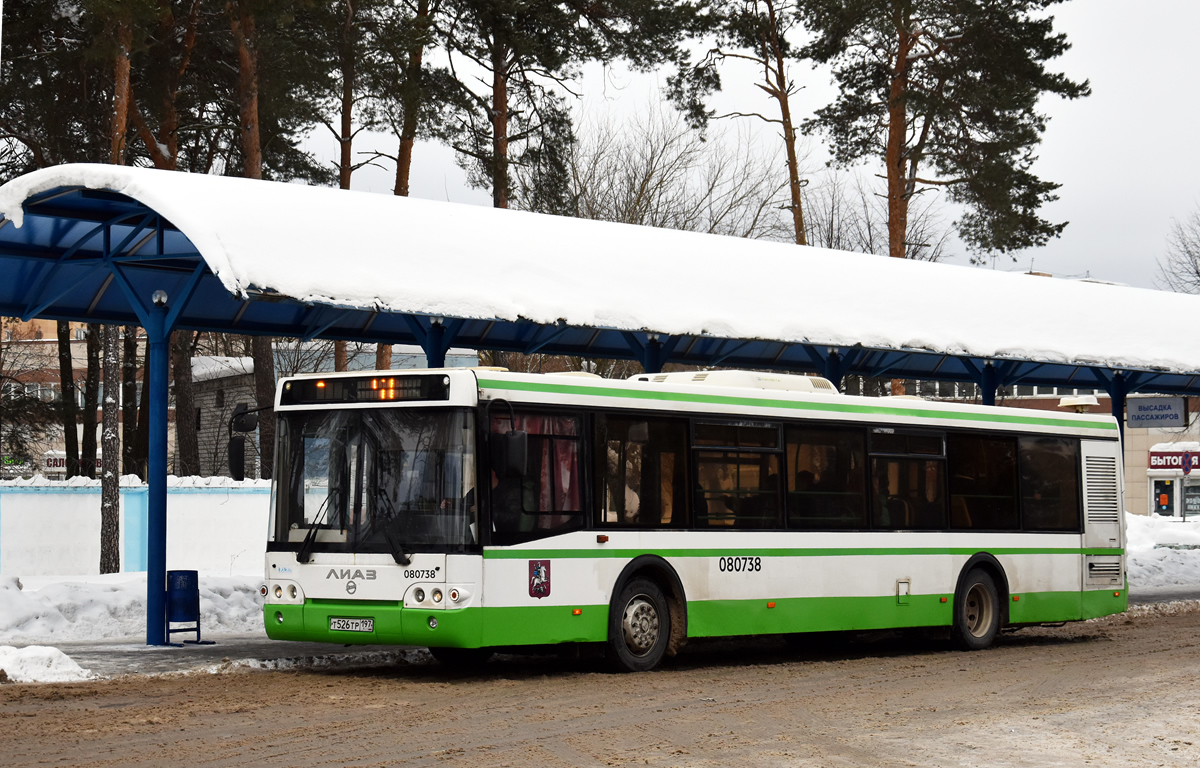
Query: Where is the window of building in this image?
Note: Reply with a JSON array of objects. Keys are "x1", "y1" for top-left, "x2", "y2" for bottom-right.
[
  {"x1": 693, "y1": 421, "x2": 782, "y2": 529},
  {"x1": 869, "y1": 430, "x2": 946, "y2": 530},
  {"x1": 1019, "y1": 436, "x2": 1081, "y2": 531},
  {"x1": 74, "y1": 328, "x2": 86, "y2": 340},
  {"x1": 215, "y1": 389, "x2": 226, "y2": 408},
  {"x1": 785, "y1": 426, "x2": 867, "y2": 529},
  {"x1": 595, "y1": 415, "x2": 688, "y2": 527},
  {"x1": 947, "y1": 433, "x2": 1018, "y2": 530}
]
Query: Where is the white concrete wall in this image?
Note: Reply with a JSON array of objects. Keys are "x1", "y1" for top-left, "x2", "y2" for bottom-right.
[{"x1": 0, "y1": 481, "x2": 270, "y2": 578}]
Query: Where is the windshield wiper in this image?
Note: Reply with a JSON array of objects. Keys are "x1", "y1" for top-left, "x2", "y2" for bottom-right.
[
  {"x1": 372, "y1": 487, "x2": 412, "y2": 566},
  {"x1": 296, "y1": 493, "x2": 334, "y2": 564}
]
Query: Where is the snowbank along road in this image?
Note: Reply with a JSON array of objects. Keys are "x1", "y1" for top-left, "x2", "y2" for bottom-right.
[{"x1": 1, "y1": 602, "x2": 1198, "y2": 768}]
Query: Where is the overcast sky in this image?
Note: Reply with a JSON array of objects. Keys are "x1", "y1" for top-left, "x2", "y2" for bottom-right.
[{"x1": 329, "y1": 1, "x2": 1199, "y2": 291}]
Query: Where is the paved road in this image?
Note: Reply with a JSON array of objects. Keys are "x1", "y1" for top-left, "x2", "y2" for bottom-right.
[
  {"x1": 3, "y1": 604, "x2": 1199, "y2": 767},
  {"x1": 29, "y1": 587, "x2": 1200, "y2": 679}
]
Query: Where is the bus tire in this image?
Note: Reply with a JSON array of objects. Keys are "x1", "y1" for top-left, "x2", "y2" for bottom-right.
[
  {"x1": 607, "y1": 578, "x2": 671, "y2": 672},
  {"x1": 952, "y1": 569, "x2": 1000, "y2": 651},
  {"x1": 429, "y1": 647, "x2": 493, "y2": 668}
]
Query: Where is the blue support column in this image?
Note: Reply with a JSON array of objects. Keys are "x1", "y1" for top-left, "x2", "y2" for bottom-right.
[
  {"x1": 145, "y1": 299, "x2": 170, "y2": 645},
  {"x1": 823, "y1": 350, "x2": 844, "y2": 391},
  {"x1": 980, "y1": 363, "x2": 998, "y2": 406},
  {"x1": 1109, "y1": 372, "x2": 1128, "y2": 444},
  {"x1": 423, "y1": 320, "x2": 446, "y2": 368},
  {"x1": 642, "y1": 336, "x2": 664, "y2": 374}
]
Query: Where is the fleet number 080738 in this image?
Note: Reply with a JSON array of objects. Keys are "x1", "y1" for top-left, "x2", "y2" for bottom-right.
[{"x1": 717, "y1": 556, "x2": 762, "y2": 573}]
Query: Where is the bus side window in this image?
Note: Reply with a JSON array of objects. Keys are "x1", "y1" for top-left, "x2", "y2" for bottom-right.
[
  {"x1": 947, "y1": 434, "x2": 1018, "y2": 531},
  {"x1": 1018, "y1": 436, "x2": 1081, "y2": 531},
  {"x1": 490, "y1": 412, "x2": 585, "y2": 542},
  {"x1": 785, "y1": 426, "x2": 866, "y2": 529},
  {"x1": 596, "y1": 415, "x2": 688, "y2": 528},
  {"x1": 868, "y1": 430, "x2": 947, "y2": 531},
  {"x1": 692, "y1": 422, "x2": 782, "y2": 529}
]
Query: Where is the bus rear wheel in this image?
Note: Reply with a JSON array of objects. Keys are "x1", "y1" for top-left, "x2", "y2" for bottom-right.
[
  {"x1": 607, "y1": 578, "x2": 670, "y2": 672},
  {"x1": 952, "y1": 569, "x2": 1000, "y2": 651},
  {"x1": 429, "y1": 647, "x2": 493, "y2": 669}
]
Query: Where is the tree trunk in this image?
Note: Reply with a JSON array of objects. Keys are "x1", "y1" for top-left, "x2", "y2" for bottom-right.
[
  {"x1": 80, "y1": 323, "x2": 101, "y2": 479},
  {"x1": 393, "y1": 0, "x2": 430, "y2": 197},
  {"x1": 229, "y1": 1, "x2": 263, "y2": 180},
  {"x1": 491, "y1": 41, "x2": 509, "y2": 209},
  {"x1": 251, "y1": 335, "x2": 275, "y2": 480},
  {"x1": 56, "y1": 321, "x2": 80, "y2": 478},
  {"x1": 122, "y1": 326, "x2": 139, "y2": 476},
  {"x1": 101, "y1": 22, "x2": 132, "y2": 570},
  {"x1": 170, "y1": 330, "x2": 199, "y2": 476},
  {"x1": 375, "y1": 343, "x2": 392, "y2": 371},
  {"x1": 110, "y1": 17, "x2": 132, "y2": 165},
  {"x1": 885, "y1": 16, "x2": 914, "y2": 260},
  {"x1": 764, "y1": 0, "x2": 806, "y2": 246},
  {"x1": 338, "y1": 0, "x2": 357, "y2": 190},
  {"x1": 334, "y1": 340, "x2": 348, "y2": 371},
  {"x1": 100, "y1": 325, "x2": 121, "y2": 573}
]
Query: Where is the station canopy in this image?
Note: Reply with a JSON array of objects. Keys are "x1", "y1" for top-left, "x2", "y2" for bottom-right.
[{"x1": 2, "y1": 163, "x2": 1199, "y2": 396}]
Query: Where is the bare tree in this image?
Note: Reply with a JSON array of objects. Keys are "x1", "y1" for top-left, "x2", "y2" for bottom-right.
[
  {"x1": 1160, "y1": 207, "x2": 1200, "y2": 294},
  {"x1": 520, "y1": 107, "x2": 791, "y2": 241},
  {"x1": 1, "y1": 319, "x2": 58, "y2": 477},
  {"x1": 803, "y1": 169, "x2": 950, "y2": 262}
]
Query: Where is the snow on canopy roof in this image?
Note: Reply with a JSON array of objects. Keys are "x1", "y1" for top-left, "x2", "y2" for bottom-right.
[{"x1": 2, "y1": 163, "x2": 1198, "y2": 374}]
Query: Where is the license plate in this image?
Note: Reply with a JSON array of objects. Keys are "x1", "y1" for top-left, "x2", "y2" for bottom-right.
[{"x1": 330, "y1": 617, "x2": 374, "y2": 633}]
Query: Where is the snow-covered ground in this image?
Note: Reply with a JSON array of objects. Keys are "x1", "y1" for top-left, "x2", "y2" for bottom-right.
[
  {"x1": 1, "y1": 513, "x2": 1198, "y2": 683},
  {"x1": 1125, "y1": 513, "x2": 1200, "y2": 587},
  {"x1": 0, "y1": 572, "x2": 264, "y2": 647}
]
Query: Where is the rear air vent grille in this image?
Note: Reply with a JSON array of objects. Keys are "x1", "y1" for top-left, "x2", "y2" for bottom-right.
[
  {"x1": 1087, "y1": 561, "x2": 1122, "y2": 578},
  {"x1": 692, "y1": 372, "x2": 709, "y2": 382},
  {"x1": 1085, "y1": 456, "x2": 1120, "y2": 524}
]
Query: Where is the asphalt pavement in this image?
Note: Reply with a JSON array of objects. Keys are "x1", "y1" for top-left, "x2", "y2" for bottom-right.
[{"x1": 19, "y1": 586, "x2": 1200, "y2": 679}]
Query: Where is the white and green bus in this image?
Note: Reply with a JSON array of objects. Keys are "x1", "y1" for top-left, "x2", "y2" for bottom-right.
[{"x1": 260, "y1": 368, "x2": 1127, "y2": 671}]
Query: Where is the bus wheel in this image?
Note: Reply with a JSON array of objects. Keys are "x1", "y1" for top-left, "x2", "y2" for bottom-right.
[
  {"x1": 608, "y1": 578, "x2": 671, "y2": 672},
  {"x1": 952, "y1": 570, "x2": 1000, "y2": 651},
  {"x1": 429, "y1": 647, "x2": 493, "y2": 669}
]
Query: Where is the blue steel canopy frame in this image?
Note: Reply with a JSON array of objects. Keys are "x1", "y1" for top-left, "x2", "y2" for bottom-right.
[{"x1": 2, "y1": 184, "x2": 1197, "y2": 644}]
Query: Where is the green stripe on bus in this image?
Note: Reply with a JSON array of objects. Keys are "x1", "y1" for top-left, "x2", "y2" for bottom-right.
[
  {"x1": 476, "y1": 378, "x2": 1118, "y2": 432},
  {"x1": 483, "y1": 547, "x2": 1124, "y2": 560},
  {"x1": 267, "y1": 587, "x2": 1127, "y2": 647}
]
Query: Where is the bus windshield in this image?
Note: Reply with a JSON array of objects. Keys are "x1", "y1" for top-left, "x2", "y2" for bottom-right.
[{"x1": 271, "y1": 408, "x2": 477, "y2": 554}]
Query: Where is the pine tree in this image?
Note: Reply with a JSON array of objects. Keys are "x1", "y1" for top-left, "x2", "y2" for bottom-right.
[
  {"x1": 797, "y1": 0, "x2": 1089, "y2": 258},
  {"x1": 441, "y1": 0, "x2": 706, "y2": 209},
  {"x1": 668, "y1": 0, "x2": 808, "y2": 244}
]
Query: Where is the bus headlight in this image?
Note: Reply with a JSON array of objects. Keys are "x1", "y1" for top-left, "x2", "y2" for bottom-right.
[
  {"x1": 414, "y1": 587, "x2": 426, "y2": 603},
  {"x1": 288, "y1": 585, "x2": 297, "y2": 599},
  {"x1": 274, "y1": 585, "x2": 283, "y2": 599},
  {"x1": 432, "y1": 589, "x2": 443, "y2": 603}
]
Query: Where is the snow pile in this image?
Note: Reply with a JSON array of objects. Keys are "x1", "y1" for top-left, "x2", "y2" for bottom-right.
[
  {"x1": 0, "y1": 645, "x2": 93, "y2": 683},
  {"x1": 1126, "y1": 513, "x2": 1200, "y2": 588},
  {"x1": 4, "y1": 163, "x2": 1200, "y2": 374},
  {"x1": 0, "y1": 573, "x2": 265, "y2": 644}
]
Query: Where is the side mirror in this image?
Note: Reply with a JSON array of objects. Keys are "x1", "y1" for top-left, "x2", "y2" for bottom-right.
[
  {"x1": 229, "y1": 435, "x2": 246, "y2": 481},
  {"x1": 231, "y1": 403, "x2": 258, "y2": 433},
  {"x1": 502, "y1": 431, "x2": 528, "y2": 477}
]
